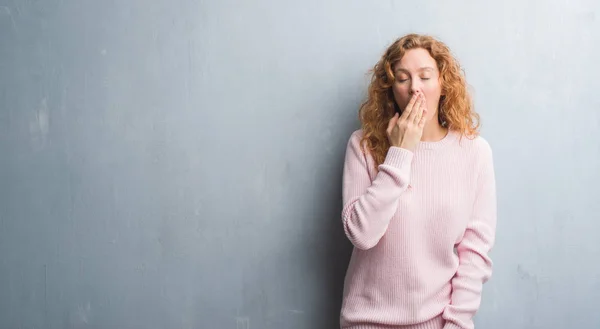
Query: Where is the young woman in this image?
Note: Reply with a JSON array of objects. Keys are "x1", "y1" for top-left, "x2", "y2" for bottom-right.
[{"x1": 339, "y1": 34, "x2": 497, "y2": 329}]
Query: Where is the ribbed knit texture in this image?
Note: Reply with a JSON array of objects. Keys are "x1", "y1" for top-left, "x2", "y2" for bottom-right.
[{"x1": 339, "y1": 129, "x2": 497, "y2": 329}]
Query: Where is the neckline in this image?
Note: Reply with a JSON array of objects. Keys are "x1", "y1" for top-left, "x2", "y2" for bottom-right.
[{"x1": 416, "y1": 129, "x2": 457, "y2": 150}]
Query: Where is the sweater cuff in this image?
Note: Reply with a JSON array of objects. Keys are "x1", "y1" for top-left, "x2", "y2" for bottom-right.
[
  {"x1": 442, "y1": 322, "x2": 465, "y2": 329},
  {"x1": 383, "y1": 146, "x2": 414, "y2": 168}
]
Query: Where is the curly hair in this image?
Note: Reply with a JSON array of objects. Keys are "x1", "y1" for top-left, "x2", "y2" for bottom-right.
[{"x1": 358, "y1": 33, "x2": 480, "y2": 167}]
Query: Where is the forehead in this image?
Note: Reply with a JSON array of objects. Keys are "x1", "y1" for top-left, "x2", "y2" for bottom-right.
[{"x1": 394, "y1": 48, "x2": 437, "y2": 72}]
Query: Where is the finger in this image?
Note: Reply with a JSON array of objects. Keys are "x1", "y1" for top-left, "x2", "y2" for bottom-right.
[
  {"x1": 407, "y1": 94, "x2": 423, "y2": 122},
  {"x1": 418, "y1": 110, "x2": 428, "y2": 128},
  {"x1": 387, "y1": 113, "x2": 399, "y2": 134},
  {"x1": 414, "y1": 97, "x2": 426, "y2": 123},
  {"x1": 414, "y1": 105, "x2": 422, "y2": 124},
  {"x1": 400, "y1": 93, "x2": 418, "y2": 119}
]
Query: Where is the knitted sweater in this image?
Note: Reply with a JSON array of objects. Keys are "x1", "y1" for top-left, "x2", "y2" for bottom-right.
[{"x1": 339, "y1": 129, "x2": 497, "y2": 329}]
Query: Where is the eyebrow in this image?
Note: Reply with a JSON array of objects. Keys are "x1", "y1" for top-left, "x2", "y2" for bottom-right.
[{"x1": 394, "y1": 67, "x2": 436, "y2": 73}]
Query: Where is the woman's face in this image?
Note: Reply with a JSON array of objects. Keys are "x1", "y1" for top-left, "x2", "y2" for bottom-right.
[{"x1": 391, "y1": 48, "x2": 442, "y2": 121}]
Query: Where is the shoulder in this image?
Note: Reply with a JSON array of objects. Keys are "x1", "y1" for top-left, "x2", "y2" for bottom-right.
[
  {"x1": 461, "y1": 134, "x2": 495, "y2": 177},
  {"x1": 344, "y1": 129, "x2": 376, "y2": 167},
  {"x1": 471, "y1": 135, "x2": 493, "y2": 157},
  {"x1": 457, "y1": 131, "x2": 493, "y2": 158},
  {"x1": 452, "y1": 131, "x2": 495, "y2": 175},
  {"x1": 346, "y1": 129, "x2": 366, "y2": 150},
  {"x1": 348, "y1": 129, "x2": 364, "y2": 142}
]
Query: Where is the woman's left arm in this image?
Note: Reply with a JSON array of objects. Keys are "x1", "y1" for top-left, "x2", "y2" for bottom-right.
[{"x1": 442, "y1": 140, "x2": 498, "y2": 329}]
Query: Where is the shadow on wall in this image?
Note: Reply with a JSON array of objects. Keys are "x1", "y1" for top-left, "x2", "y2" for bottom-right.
[{"x1": 309, "y1": 126, "x2": 356, "y2": 328}]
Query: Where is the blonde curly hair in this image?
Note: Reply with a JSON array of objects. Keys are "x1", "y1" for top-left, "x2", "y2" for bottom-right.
[{"x1": 359, "y1": 33, "x2": 480, "y2": 166}]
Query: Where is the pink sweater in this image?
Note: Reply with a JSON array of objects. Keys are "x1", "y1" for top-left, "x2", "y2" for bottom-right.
[{"x1": 339, "y1": 129, "x2": 497, "y2": 329}]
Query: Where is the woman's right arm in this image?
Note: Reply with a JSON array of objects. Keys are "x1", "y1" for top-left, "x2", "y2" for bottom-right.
[{"x1": 341, "y1": 132, "x2": 413, "y2": 250}]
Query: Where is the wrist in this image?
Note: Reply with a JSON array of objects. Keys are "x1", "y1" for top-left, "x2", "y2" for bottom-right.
[{"x1": 399, "y1": 142, "x2": 416, "y2": 152}]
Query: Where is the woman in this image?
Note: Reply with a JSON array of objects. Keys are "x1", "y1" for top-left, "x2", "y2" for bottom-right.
[{"x1": 339, "y1": 34, "x2": 497, "y2": 329}]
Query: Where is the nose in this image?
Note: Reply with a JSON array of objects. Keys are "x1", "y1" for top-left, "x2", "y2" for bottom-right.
[{"x1": 410, "y1": 82, "x2": 423, "y2": 96}]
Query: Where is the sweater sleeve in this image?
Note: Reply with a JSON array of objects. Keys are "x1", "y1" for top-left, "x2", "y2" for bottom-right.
[
  {"x1": 341, "y1": 131, "x2": 414, "y2": 250},
  {"x1": 443, "y1": 141, "x2": 498, "y2": 329}
]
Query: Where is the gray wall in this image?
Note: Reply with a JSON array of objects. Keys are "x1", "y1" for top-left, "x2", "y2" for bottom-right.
[{"x1": 1, "y1": 1, "x2": 599, "y2": 328}]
